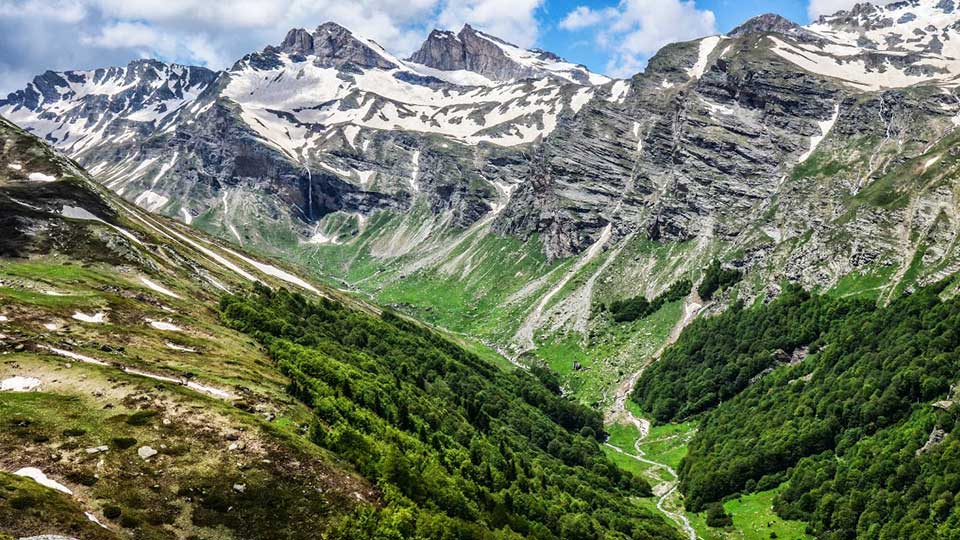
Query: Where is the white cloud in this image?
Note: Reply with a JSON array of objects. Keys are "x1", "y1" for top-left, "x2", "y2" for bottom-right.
[
  {"x1": 560, "y1": 0, "x2": 716, "y2": 78},
  {"x1": 81, "y1": 22, "x2": 168, "y2": 49},
  {"x1": 559, "y1": 6, "x2": 617, "y2": 31},
  {"x1": 0, "y1": 0, "x2": 87, "y2": 22},
  {"x1": 435, "y1": 0, "x2": 544, "y2": 48}
]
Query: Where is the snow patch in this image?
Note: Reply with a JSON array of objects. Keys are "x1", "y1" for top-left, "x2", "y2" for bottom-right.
[
  {"x1": 228, "y1": 224, "x2": 244, "y2": 245},
  {"x1": 147, "y1": 319, "x2": 183, "y2": 332},
  {"x1": 86, "y1": 512, "x2": 108, "y2": 528},
  {"x1": 27, "y1": 172, "x2": 57, "y2": 182},
  {"x1": 140, "y1": 277, "x2": 181, "y2": 299},
  {"x1": 60, "y1": 205, "x2": 143, "y2": 245},
  {"x1": 42, "y1": 345, "x2": 109, "y2": 366},
  {"x1": 688, "y1": 36, "x2": 722, "y2": 79},
  {"x1": 14, "y1": 467, "x2": 72, "y2": 494},
  {"x1": 798, "y1": 103, "x2": 841, "y2": 163},
  {"x1": 135, "y1": 190, "x2": 170, "y2": 212},
  {"x1": 165, "y1": 342, "x2": 196, "y2": 353},
  {"x1": 605, "y1": 80, "x2": 630, "y2": 103},
  {"x1": 7, "y1": 162, "x2": 22, "y2": 170},
  {"x1": 768, "y1": 36, "x2": 945, "y2": 91},
  {"x1": 304, "y1": 227, "x2": 341, "y2": 245},
  {"x1": 2, "y1": 376, "x2": 41, "y2": 391},
  {"x1": 219, "y1": 246, "x2": 322, "y2": 295},
  {"x1": 72, "y1": 311, "x2": 107, "y2": 324}
]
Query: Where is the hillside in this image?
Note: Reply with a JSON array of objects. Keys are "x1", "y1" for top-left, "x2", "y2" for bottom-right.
[
  {"x1": 0, "y1": 115, "x2": 375, "y2": 539},
  {"x1": 633, "y1": 279, "x2": 960, "y2": 539},
  {"x1": 0, "y1": 117, "x2": 679, "y2": 539},
  {"x1": 5, "y1": 1, "x2": 960, "y2": 538}
]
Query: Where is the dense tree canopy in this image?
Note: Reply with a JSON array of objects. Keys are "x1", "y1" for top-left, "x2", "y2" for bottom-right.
[
  {"x1": 632, "y1": 278, "x2": 960, "y2": 539},
  {"x1": 221, "y1": 284, "x2": 681, "y2": 540},
  {"x1": 606, "y1": 279, "x2": 691, "y2": 323},
  {"x1": 697, "y1": 260, "x2": 742, "y2": 300}
]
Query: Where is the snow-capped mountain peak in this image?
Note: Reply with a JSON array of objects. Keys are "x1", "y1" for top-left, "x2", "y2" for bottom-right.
[
  {"x1": 409, "y1": 23, "x2": 609, "y2": 85},
  {"x1": 754, "y1": 0, "x2": 960, "y2": 90},
  {"x1": 274, "y1": 23, "x2": 400, "y2": 70},
  {"x1": 0, "y1": 59, "x2": 217, "y2": 154}
]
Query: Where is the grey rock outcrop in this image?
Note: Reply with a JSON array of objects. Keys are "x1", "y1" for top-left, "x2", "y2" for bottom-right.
[
  {"x1": 278, "y1": 23, "x2": 398, "y2": 69},
  {"x1": 409, "y1": 24, "x2": 596, "y2": 83}
]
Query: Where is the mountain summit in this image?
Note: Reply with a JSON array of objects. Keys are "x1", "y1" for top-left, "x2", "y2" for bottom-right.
[
  {"x1": 277, "y1": 23, "x2": 399, "y2": 69},
  {"x1": 408, "y1": 24, "x2": 608, "y2": 85}
]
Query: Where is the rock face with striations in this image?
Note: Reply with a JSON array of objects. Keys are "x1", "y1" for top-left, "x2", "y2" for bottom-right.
[
  {"x1": 409, "y1": 24, "x2": 536, "y2": 81},
  {"x1": 409, "y1": 24, "x2": 602, "y2": 84},
  {"x1": 5, "y1": 0, "x2": 960, "y2": 302},
  {"x1": 277, "y1": 23, "x2": 398, "y2": 69}
]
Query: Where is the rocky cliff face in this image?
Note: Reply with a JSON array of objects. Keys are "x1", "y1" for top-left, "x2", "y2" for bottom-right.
[
  {"x1": 408, "y1": 24, "x2": 605, "y2": 84},
  {"x1": 1, "y1": 22, "x2": 607, "y2": 248},
  {"x1": 276, "y1": 23, "x2": 399, "y2": 69},
  {"x1": 4, "y1": 1, "x2": 960, "y2": 341}
]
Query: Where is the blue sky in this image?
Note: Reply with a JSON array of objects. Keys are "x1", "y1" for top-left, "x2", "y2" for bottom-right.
[
  {"x1": 538, "y1": 0, "x2": 812, "y2": 76},
  {"x1": 0, "y1": 0, "x2": 864, "y2": 94}
]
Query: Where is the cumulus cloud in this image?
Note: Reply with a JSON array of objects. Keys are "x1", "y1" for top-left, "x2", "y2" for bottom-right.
[
  {"x1": 559, "y1": 0, "x2": 716, "y2": 78},
  {"x1": 559, "y1": 6, "x2": 617, "y2": 31},
  {"x1": 0, "y1": 0, "x2": 546, "y2": 95},
  {"x1": 435, "y1": 0, "x2": 544, "y2": 48},
  {"x1": 0, "y1": 0, "x2": 87, "y2": 22}
]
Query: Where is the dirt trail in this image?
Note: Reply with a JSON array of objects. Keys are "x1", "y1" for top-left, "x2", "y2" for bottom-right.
[{"x1": 605, "y1": 291, "x2": 704, "y2": 540}]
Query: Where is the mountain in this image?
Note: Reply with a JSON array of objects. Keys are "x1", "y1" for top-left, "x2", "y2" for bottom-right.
[
  {"x1": 408, "y1": 24, "x2": 609, "y2": 85},
  {"x1": 0, "y1": 116, "x2": 682, "y2": 540},
  {"x1": 6, "y1": 1, "x2": 960, "y2": 353},
  {"x1": 7, "y1": 3, "x2": 960, "y2": 536},
  {"x1": 1, "y1": 22, "x2": 611, "y2": 252},
  {"x1": 5, "y1": 0, "x2": 960, "y2": 378}
]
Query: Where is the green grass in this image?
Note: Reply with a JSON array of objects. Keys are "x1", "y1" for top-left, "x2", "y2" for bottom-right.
[
  {"x1": 639, "y1": 419, "x2": 697, "y2": 471},
  {"x1": 826, "y1": 265, "x2": 896, "y2": 300},
  {"x1": 0, "y1": 472, "x2": 114, "y2": 540},
  {"x1": 0, "y1": 261, "x2": 110, "y2": 282},
  {"x1": 606, "y1": 421, "x2": 642, "y2": 450},
  {"x1": 533, "y1": 300, "x2": 684, "y2": 407},
  {"x1": 372, "y1": 232, "x2": 560, "y2": 341},
  {"x1": 721, "y1": 486, "x2": 812, "y2": 540},
  {"x1": 602, "y1": 445, "x2": 647, "y2": 477},
  {"x1": 0, "y1": 287, "x2": 98, "y2": 307}
]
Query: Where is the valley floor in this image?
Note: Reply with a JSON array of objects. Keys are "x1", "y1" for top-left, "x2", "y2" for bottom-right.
[{"x1": 603, "y1": 401, "x2": 811, "y2": 540}]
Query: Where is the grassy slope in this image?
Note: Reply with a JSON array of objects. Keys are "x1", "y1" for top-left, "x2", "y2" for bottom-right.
[
  {"x1": 534, "y1": 300, "x2": 683, "y2": 406},
  {"x1": 0, "y1": 117, "x2": 375, "y2": 539},
  {"x1": 0, "y1": 259, "x2": 370, "y2": 539}
]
